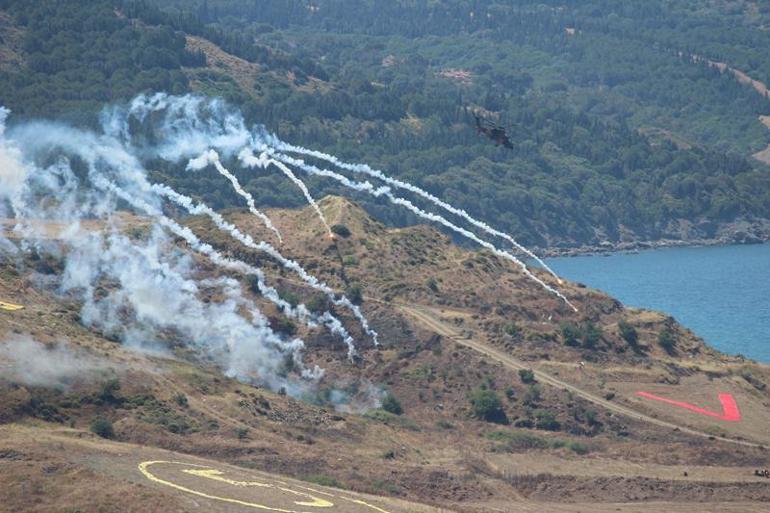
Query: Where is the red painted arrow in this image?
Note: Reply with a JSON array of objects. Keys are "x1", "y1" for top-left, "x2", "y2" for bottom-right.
[{"x1": 636, "y1": 391, "x2": 741, "y2": 422}]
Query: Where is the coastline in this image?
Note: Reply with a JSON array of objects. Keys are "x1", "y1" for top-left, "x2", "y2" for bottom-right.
[{"x1": 537, "y1": 218, "x2": 770, "y2": 258}]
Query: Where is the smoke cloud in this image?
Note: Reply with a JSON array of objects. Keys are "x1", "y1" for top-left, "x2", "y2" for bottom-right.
[{"x1": 0, "y1": 336, "x2": 112, "y2": 388}]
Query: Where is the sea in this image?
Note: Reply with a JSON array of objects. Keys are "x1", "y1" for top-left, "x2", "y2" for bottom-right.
[{"x1": 546, "y1": 243, "x2": 770, "y2": 363}]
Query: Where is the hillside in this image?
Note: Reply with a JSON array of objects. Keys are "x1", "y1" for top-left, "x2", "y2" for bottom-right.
[
  {"x1": 2, "y1": 197, "x2": 770, "y2": 512},
  {"x1": 1, "y1": 0, "x2": 770, "y2": 248}
]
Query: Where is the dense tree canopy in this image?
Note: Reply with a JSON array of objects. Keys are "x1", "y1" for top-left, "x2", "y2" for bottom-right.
[{"x1": 1, "y1": 0, "x2": 769, "y2": 246}]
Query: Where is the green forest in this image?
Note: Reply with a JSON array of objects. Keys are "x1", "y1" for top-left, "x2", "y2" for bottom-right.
[{"x1": 1, "y1": 0, "x2": 769, "y2": 246}]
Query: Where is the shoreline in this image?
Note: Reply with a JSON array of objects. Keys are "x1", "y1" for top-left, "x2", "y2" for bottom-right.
[{"x1": 538, "y1": 236, "x2": 769, "y2": 258}]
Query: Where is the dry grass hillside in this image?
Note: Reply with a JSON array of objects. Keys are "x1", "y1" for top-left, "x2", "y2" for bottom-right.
[{"x1": 1, "y1": 197, "x2": 769, "y2": 513}]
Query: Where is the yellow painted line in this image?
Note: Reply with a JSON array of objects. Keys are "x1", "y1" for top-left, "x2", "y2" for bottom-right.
[
  {"x1": 0, "y1": 301, "x2": 23, "y2": 311},
  {"x1": 138, "y1": 461, "x2": 393, "y2": 513},
  {"x1": 183, "y1": 468, "x2": 334, "y2": 508}
]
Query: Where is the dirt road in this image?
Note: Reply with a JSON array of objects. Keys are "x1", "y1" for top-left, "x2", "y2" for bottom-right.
[{"x1": 398, "y1": 303, "x2": 765, "y2": 448}]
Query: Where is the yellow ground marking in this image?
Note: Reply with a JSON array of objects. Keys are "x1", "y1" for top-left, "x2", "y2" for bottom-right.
[
  {"x1": 183, "y1": 468, "x2": 334, "y2": 508},
  {"x1": 0, "y1": 300, "x2": 23, "y2": 311},
  {"x1": 138, "y1": 461, "x2": 393, "y2": 513}
]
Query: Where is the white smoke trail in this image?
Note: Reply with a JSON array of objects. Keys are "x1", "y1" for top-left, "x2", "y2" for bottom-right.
[
  {"x1": 1, "y1": 126, "x2": 323, "y2": 389},
  {"x1": 263, "y1": 150, "x2": 577, "y2": 312},
  {"x1": 188, "y1": 149, "x2": 283, "y2": 243},
  {"x1": 148, "y1": 181, "x2": 372, "y2": 354},
  {"x1": 239, "y1": 149, "x2": 332, "y2": 237},
  {"x1": 92, "y1": 175, "x2": 360, "y2": 360},
  {"x1": 273, "y1": 140, "x2": 561, "y2": 280}
]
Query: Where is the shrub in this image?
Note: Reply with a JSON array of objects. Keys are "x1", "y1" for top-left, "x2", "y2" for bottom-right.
[
  {"x1": 469, "y1": 389, "x2": 507, "y2": 423},
  {"x1": 345, "y1": 285, "x2": 363, "y2": 305},
  {"x1": 305, "y1": 474, "x2": 342, "y2": 488},
  {"x1": 99, "y1": 378, "x2": 121, "y2": 404},
  {"x1": 658, "y1": 328, "x2": 677, "y2": 354},
  {"x1": 381, "y1": 393, "x2": 403, "y2": 415},
  {"x1": 305, "y1": 295, "x2": 329, "y2": 313},
  {"x1": 534, "y1": 409, "x2": 561, "y2": 431},
  {"x1": 90, "y1": 416, "x2": 114, "y2": 439},
  {"x1": 426, "y1": 277, "x2": 438, "y2": 292},
  {"x1": 342, "y1": 255, "x2": 358, "y2": 266},
  {"x1": 330, "y1": 224, "x2": 351, "y2": 238},
  {"x1": 618, "y1": 320, "x2": 638, "y2": 346},
  {"x1": 518, "y1": 368, "x2": 536, "y2": 384},
  {"x1": 485, "y1": 430, "x2": 549, "y2": 450},
  {"x1": 582, "y1": 322, "x2": 603, "y2": 349},
  {"x1": 236, "y1": 428, "x2": 249, "y2": 440},
  {"x1": 504, "y1": 387, "x2": 516, "y2": 401},
  {"x1": 523, "y1": 384, "x2": 542, "y2": 406},
  {"x1": 561, "y1": 323, "x2": 581, "y2": 347},
  {"x1": 173, "y1": 393, "x2": 188, "y2": 408},
  {"x1": 503, "y1": 322, "x2": 521, "y2": 337}
]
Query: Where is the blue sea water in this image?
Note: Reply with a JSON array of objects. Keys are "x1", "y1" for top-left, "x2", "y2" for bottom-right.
[{"x1": 546, "y1": 244, "x2": 770, "y2": 363}]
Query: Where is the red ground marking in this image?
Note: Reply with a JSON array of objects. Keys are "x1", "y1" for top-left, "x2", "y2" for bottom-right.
[{"x1": 635, "y1": 391, "x2": 741, "y2": 422}]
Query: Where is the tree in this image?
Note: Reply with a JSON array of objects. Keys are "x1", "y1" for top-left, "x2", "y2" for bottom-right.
[
  {"x1": 518, "y1": 368, "x2": 536, "y2": 384},
  {"x1": 469, "y1": 389, "x2": 507, "y2": 424},
  {"x1": 331, "y1": 224, "x2": 351, "y2": 238},
  {"x1": 90, "y1": 416, "x2": 114, "y2": 439},
  {"x1": 381, "y1": 393, "x2": 403, "y2": 415}
]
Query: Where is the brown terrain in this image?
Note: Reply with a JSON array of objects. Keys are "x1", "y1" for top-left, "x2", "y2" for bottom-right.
[{"x1": 1, "y1": 197, "x2": 769, "y2": 513}]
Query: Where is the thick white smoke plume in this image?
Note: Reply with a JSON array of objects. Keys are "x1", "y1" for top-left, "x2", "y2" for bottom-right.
[
  {"x1": 0, "y1": 335, "x2": 114, "y2": 389},
  {"x1": 0, "y1": 109, "x2": 358, "y2": 395}
]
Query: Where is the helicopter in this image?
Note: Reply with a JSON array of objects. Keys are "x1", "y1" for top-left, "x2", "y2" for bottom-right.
[{"x1": 473, "y1": 113, "x2": 514, "y2": 149}]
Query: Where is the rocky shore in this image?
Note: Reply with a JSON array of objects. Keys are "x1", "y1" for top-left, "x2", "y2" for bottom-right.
[{"x1": 538, "y1": 217, "x2": 770, "y2": 257}]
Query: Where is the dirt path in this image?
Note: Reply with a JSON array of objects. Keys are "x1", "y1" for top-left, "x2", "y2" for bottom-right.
[{"x1": 397, "y1": 303, "x2": 764, "y2": 448}]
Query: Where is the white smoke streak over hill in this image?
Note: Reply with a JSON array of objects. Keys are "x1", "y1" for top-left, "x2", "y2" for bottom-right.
[
  {"x1": 267, "y1": 151, "x2": 577, "y2": 312},
  {"x1": 238, "y1": 149, "x2": 332, "y2": 237},
  {"x1": 0, "y1": 116, "x2": 335, "y2": 393},
  {"x1": 148, "y1": 181, "x2": 366, "y2": 356},
  {"x1": 273, "y1": 140, "x2": 562, "y2": 281},
  {"x1": 188, "y1": 149, "x2": 283, "y2": 243}
]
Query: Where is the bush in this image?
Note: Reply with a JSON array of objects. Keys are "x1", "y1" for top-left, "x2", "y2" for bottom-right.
[
  {"x1": 534, "y1": 409, "x2": 561, "y2": 431},
  {"x1": 485, "y1": 430, "x2": 548, "y2": 449},
  {"x1": 90, "y1": 416, "x2": 114, "y2": 439},
  {"x1": 342, "y1": 255, "x2": 358, "y2": 266},
  {"x1": 523, "y1": 384, "x2": 542, "y2": 406},
  {"x1": 174, "y1": 393, "x2": 188, "y2": 408},
  {"x1": 305, "y1": 474, "x2": 342, "y2": 488},
  {"x1": 426, "y1": 277, "x2": 438, "y2": 292},
  {"x1": 518, "y1": 368, "x2": 536, "y2": 384},
  {"x1": 99, "y1": 378, "x2": 121, "y2": 404},
  {"x1": 582, "y1": 322, "x2": 603, "y2": 349},
  {"x1": 381, "y1": 393, "x2": 403, "y2": 415},
  {"x1": 503, "y1": 322, "x2": 521, "y2": 337},
  {"x1": 345, "y1": 285, "x2": 363, "y2": 305},
  {"x1": 331, "y1": 224, "x2": 351, "y2": 238},
  {"x1": 618, "y1": 320, "x2": 638, "y2": 346},
  {"x1": 658, "y1": 328, "x2": 677, "y2": 354},
  {"x1": 469, "y1": 389, "x2": 507, "y2": 423},
  {"x1": 561, "y1": 323, "x2": 581, "y2": 347}
]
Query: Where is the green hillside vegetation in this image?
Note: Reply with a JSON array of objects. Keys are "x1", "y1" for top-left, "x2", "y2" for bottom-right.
[{"x1": 1, "y1": 0, "x2": 769, "y2": 246}]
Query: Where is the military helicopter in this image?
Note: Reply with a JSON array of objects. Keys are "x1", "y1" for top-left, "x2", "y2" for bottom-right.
[{"x1": 473, "y1": 113, "x2": 514, "y2": 149}]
